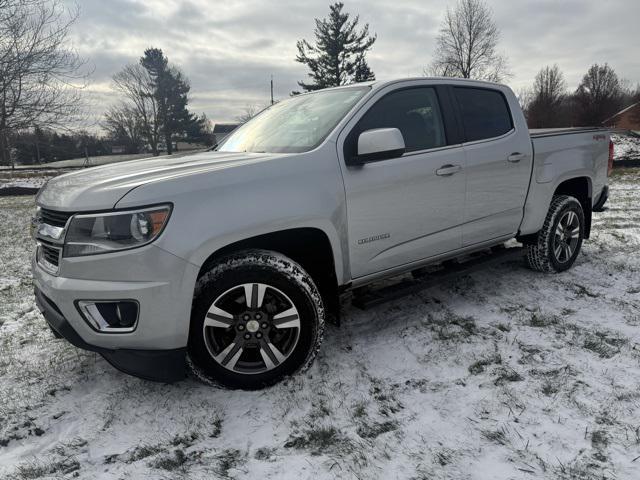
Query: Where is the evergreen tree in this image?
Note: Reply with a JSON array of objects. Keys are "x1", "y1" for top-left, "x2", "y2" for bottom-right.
[
  {"x1": 295, "y1": 2, "x2": 376, "y2": 92},
  {"x1": 141, "y1": 48, "x2": 191, "y2": 154}
]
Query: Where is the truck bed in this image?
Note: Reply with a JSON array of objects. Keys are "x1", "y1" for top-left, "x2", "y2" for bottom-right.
[
  {"x1": 529, "y1": 127, "x2": 608, "y2": 138},
  {"x1": 518, "y1": 127, "x2": 610, "y2": 237}
]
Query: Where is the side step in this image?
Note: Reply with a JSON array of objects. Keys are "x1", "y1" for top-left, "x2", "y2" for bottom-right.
[{"x1": 351, "y1": 246, "x2": 525, "y2": 310}]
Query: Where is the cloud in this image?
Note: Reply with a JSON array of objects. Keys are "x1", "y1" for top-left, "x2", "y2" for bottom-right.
[{"x1": 64, "y1": 0, "x2": 640, "y2": 127}]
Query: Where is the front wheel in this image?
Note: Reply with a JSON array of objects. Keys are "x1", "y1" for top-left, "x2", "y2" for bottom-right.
[
  {"x1": 188, "y1": 250, "x2": 325, "y2": 389},
  {"x1": 526, "y1": 195, "x2": 585, "y2": 273}
]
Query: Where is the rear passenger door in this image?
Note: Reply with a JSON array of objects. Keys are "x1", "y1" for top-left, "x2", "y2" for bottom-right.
[
  {"x1": 339, "y1": 85, "x2": 467, "y2": 279},
  {"x1": 452, "y1": 87, "x2": 533, "y2": 246}
]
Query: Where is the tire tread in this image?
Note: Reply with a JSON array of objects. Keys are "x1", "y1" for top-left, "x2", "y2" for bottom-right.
[{"x1": 526, "y1": 195, "x2": 583, "y2": 273}]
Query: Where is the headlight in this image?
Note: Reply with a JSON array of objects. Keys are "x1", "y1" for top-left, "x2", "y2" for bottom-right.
[{"x1": 63, "y1": 205, "x2": 171, "y2": 257}]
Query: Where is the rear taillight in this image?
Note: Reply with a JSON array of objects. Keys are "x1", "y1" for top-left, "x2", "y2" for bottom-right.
[{"x1": 608, "y1": 139, "x2": 614, "y2": 176}]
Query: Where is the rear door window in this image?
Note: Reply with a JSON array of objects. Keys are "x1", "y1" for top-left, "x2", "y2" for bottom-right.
[
  {"x1": 453, "y1": 87, "x2": 513, "y2": 142},
  {"x1": 357, "y1": 87, "x2": 447, "y2": 152}
]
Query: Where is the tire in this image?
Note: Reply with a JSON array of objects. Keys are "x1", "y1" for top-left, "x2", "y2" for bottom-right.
[
  {"x1": 526, "y1": 195, "x2": 585, "y2": 273},
  {"x1": 187, "y1": 249, "x2": 325, "y2": 389}
]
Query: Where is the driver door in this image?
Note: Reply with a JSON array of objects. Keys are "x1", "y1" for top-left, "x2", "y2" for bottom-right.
[{"x1": 339, "y1": 85, "x2": 467, "y2": 279}]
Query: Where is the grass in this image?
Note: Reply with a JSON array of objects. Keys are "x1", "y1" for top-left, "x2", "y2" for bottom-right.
[
  {"x1": 541, "y1": 381, "x2": 560, "y2": 396},
  {"x1": 430, "y1": 310, "x2": 478, "y2": 340},
  {"x1": 530, "y1": 312, "x2": 559, "y2": 328},
  {"x1": 254, "y1": 446, "x2": 277, "y2": 461},
  {"x1": 3, "y1": 168, "x2": 640, "y2": 479},
  {"x1": 149, "y1": 449, "x2": 188, "y2": 471},
  {"x1": 481, "y1": 429, "x2": 508, "y2": 446},
  {"x1": 214, "y1": 449, "x2": 244, "y2": 478},
  {"x1": 14, "y1": 457, "x2": 80, "y2": 479},
  {"x1": 468, "y1": 353, "x2": 502, "y2": 375},
  {"x1": 284, "y1": 426, "x2": 351, "y2": 456},
  {"x1": 582, "y1": 332, "x2": 627, "y2": 359},
  {"x1": 493, "y1": 366, "x2": 524, "y2": 385},
  {"x1": 356, "y1": 420, "x2": 398, "y2": 439},
  {"x1": 591, "y1": 430, "x2": 609, "y2": 449}
]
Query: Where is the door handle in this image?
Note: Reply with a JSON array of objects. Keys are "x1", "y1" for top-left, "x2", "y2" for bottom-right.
[
  {"x1": 436, "y1": 164, "x2": 462, "y2": 176},
  {"x1": 508, "y1": 152, "x2": 525, "y2": 163}
]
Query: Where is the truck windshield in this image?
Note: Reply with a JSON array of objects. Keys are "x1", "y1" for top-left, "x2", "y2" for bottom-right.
[{"x1": 218, "y1": 86, "x2": 369, "y2": 154}]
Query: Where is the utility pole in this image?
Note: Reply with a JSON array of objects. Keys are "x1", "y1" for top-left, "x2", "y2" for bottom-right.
[{"x1": 270, "y1": 75, "x2": 274, "y2": 105}]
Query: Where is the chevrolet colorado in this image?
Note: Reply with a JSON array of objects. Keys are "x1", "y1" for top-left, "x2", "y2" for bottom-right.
[{"x1": 32, "y1": 78, "x2": 612, "y2": 389}]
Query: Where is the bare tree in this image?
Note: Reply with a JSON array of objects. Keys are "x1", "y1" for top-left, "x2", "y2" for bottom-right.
[
  {"x1": 631, "y1": 84, "x2": 640, "y2": 125},
  {"x1": 102, "y1": 103, "x2": 144, "y2": 153},
  {"x1": 574, "y1": 63, "x2": 623, "y2": 126},
  {"x1": 235, "y1": 104, "x2": 266, "y2": 123},
  {"x1": 0, "y1": 0, "x2": 87, "y2": 167},
  {"x1": 112, "y1": 64, "x2": 161, "y2": 155},
  {"x1": 526, "y1": 65, "x2": 569, "y2": 128},
  {"x1": 515, "y1": 87, "x2": 533, "y2": 113},
  {"x1": 428, "y1": 0, "x2": 510, "y2": 82}
]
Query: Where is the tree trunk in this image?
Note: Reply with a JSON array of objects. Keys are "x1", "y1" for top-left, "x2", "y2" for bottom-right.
[
  {"x1": 35, "y1": 136, "x2": 41, "y2": 164},
  {"x1": 165, "y1": 131, "x2": 173, "y2": 155},
  {"x1": 0, "y1": 128, "x2": 11, "y2": 169}
]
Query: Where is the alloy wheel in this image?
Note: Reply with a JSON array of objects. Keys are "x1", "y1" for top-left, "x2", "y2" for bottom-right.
[
  {"x1": 202, "y1": 283, "x2": 301, "y2": 374},
  {"x1": 553, "y1": 210, "x2": 580, "y2": 264}
]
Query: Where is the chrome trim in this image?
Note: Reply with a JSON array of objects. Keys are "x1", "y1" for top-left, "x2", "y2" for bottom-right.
[
  {"x1": 36, "y1": 242, "x2": 62, "y2": 276},
  {"x1": 33, "y1": 208, "x2": 73, "y2": 273},
  {"x1": 76, "y1": 300, "x2": 139, "y2": 333},
  {"x1": 462, "y1": 128, "x2": 515, "y2": 147},
  {"x1": 401, "y1": 143, "x2": 464, "y2": 158},
  {"x1": 37, "y1": 223, "x2": 66, "y2": 243}
]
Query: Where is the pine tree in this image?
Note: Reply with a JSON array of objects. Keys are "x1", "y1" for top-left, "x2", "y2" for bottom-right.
[
  {"x1": 295, "y1": 2, "x2": 376, "y2": 92},
  {"x1": 141, "y1": 48, "x2": 191, "y2": 154}
]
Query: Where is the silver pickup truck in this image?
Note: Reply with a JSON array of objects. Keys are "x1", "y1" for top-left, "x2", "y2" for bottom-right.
[{"x1": 32, "y1": 78, "x2": 612, "y2": 389}]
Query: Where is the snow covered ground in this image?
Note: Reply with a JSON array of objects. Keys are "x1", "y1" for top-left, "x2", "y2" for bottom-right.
[
  {"x1": 8, "y1": 149, "x2": 204, "y2": 171},
  {"x1": 0, "y1": 170, "x2": 65, "y2": 191},
  {"x1": 612, "y1": 133, "x2": 640, "y2": 165},
  {"x1": 1, "y1": 169, "x2": 639, "y2": 479}
]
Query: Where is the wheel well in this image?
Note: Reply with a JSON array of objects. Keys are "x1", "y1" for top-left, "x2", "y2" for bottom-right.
[
  {"x1": 553, "y1": 177, "x2": 592, "y2": 239},
  {"x1": 198, "y1": 228, "x2": 340, "y2": 321}
]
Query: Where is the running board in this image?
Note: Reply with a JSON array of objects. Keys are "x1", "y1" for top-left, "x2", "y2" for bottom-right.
[{"x1": 351, "y1": 246, "x2": 525, "y2": 310}]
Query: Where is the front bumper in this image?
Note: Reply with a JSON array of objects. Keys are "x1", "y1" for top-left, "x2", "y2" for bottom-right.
[
  {"x1": 35, "y1": 287, "x2": 186, "y2": 382},
  {"x1": 31, "y1": 242, "x2": 200, "y2": 382}
]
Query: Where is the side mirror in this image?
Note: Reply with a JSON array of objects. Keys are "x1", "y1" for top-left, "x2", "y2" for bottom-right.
[{"x1": 350, "y1": 128, "x2": 406, "y2": 165}]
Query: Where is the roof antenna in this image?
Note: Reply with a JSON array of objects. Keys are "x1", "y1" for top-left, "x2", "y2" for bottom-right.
[{"x1": 270, "y1": 75, "x2": 274, "y2": 105}]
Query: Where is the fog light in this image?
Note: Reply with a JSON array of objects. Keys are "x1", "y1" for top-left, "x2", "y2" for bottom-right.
[{"x1": 76, "y1": 300, "x2": 139, "y2": 333}]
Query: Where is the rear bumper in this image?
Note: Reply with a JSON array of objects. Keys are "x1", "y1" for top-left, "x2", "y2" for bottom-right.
[{"x1": 35, "y1": 287, "x2": 186, "y2": 383}]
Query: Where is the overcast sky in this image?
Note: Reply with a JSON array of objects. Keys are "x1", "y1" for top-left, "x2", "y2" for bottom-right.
[{"x1": 67, "y1": 0, "x2": 640, "y2": 126}]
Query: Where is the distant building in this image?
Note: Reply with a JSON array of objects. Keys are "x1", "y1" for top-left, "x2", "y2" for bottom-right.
[
  {"x1": 111, "y1": 145, "x2": 126, "y2": 154},
  {"x1": 212, "y1": 123, "x2": 240, "y2": 146},
  {"x1": 603, "y1": 102, "x2": 640, "y2": 131}
]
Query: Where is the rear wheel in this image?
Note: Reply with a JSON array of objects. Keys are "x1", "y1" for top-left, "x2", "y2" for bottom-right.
[
  {"x1": 188, "y1": 250, "x2": 324, "y2": 389},
  {"x1": 526, "y1": 195, "x2": 584, "y2": 273}
]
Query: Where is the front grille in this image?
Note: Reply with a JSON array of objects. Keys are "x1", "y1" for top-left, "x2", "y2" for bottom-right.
[
  {"x1": 39, "y1": 242, "x2": 61, "y2": 268},
  {"x1": 40, "y1": 208, "x2": 74, "y2": 228}
]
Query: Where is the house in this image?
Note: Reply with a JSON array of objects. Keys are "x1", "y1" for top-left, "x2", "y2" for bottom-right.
[
  {"x1": 603, "y1": 102, "x2": 640, "y2": 132},
  {"x1": 212, "y1": 123, "x2": 240, "y2": 146}
]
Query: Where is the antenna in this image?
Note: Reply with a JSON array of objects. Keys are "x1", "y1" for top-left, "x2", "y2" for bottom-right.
[{"x1": 270, "y1": 75, "x2": 274, "y2": 105}]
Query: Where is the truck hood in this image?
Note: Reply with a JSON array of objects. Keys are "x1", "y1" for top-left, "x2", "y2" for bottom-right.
[{"x1": 36, "y1": 151, "x2": 282, "y2": 211}]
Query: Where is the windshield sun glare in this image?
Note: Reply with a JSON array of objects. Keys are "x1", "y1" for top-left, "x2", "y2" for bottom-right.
[{"x1": 218, "y1": 86, "x2": 369, "y2": 154}]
